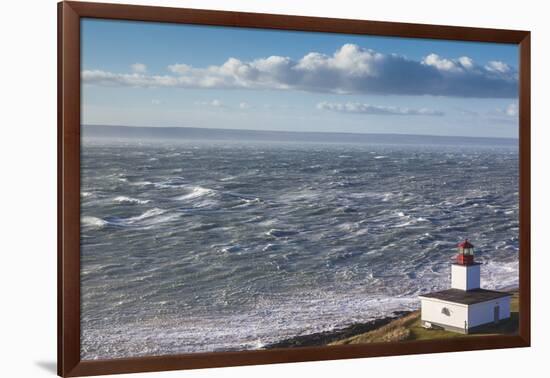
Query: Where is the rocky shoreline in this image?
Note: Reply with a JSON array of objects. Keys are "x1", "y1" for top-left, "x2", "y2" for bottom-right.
[{"x1": 264, "y1": 310, "x2": 412, "y2": 349}]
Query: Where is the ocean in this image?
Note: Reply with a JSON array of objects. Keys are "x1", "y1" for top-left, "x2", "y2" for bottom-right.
[{"x1": 80, "y1": 135, "x2": 519, "y2": 359}]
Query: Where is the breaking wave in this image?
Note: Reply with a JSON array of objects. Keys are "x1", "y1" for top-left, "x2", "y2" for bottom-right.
[
  {"x1": 81, "y1": 216, "x2": 107, "y2": 229},
  {"x1": 177, "y1": 186, "x2": 215, "y2": 200},
  {"x1": 113, "y1": 196, "x2": 150, "y2": 205}
]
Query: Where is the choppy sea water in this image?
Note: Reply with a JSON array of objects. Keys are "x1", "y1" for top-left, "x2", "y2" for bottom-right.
[{"x1": 80, "y1": 138, "x2": 519, "y2": 359}]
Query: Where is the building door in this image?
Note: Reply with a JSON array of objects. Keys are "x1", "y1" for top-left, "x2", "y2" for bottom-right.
[{"x1": 494, "y1": 305, "x2": 500, "y2": 324}]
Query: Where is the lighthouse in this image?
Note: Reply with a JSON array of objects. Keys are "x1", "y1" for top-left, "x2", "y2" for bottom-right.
[
  {"x1": 419, "y1": 240, "x2": 512, "y2": 334},
  {"x1": 451, "y1": 240, "x2": 480, "y2": 291}
]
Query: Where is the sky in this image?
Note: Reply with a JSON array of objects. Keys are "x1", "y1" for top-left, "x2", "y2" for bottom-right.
[{"x1": 81, "y1": 18, "x2": 519, "y2": 138}]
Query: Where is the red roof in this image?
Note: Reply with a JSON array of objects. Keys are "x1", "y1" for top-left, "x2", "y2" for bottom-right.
[{"x1": 458, "y1": 239, "x2": 474, "y2": 248}]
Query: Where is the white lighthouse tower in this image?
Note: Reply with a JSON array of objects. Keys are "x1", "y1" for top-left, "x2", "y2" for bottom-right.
[
  {"x1": 419, "y1": 240, "x2": 512, "y2": 334},
  {"x1": 451, "y1": 240, "x2": 480, "y2": 291}
]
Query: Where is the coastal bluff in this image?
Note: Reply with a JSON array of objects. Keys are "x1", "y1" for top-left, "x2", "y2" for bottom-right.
[
  {"x1": 332, "y1": 290, "x2": 518, "y2": 345},
  {"x1": 265, "y1": 290, "x2": 518, "y2": 349}
]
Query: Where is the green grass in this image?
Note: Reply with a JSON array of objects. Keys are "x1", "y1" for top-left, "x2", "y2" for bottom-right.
[{"x1": 330, "y1": 291, "x2": 519, "y2": 345}]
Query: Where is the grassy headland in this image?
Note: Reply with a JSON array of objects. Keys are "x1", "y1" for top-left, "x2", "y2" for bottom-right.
[
  {"x1": 265, "y1": 290, "x2": 518, "y2": 349},
  {"x1": 331, "y1": 290, "x2": 519, "y2": 345}
]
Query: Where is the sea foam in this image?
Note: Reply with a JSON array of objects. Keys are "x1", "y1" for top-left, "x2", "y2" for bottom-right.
[
  {"x1": 113, "y1": 196, "x2": 151, "y2": 205},
  {"x1": 81, "y1": 216, "x2": 107, "y2": 229}
]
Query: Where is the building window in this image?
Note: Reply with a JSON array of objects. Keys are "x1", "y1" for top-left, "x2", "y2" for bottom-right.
[{"x1": 441, "y1": 307, "x2": 451, "y2": 316}]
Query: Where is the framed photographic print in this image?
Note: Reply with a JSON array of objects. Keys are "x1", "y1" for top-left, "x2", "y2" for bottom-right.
[{"x1": 58, "y1": 1, "x2": 531, "y2": 376}]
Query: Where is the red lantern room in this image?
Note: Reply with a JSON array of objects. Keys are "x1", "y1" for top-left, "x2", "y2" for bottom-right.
[{"x1": 456, "y1": 239, "x2": 475, "y2": 265}]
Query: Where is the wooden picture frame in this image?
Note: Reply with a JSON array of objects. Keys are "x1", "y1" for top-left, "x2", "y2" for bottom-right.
[{"x1": 58, "y1": 1, "x2": 531, "y2": 376}]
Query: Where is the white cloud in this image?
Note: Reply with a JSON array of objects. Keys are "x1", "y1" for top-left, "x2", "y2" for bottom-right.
[
  {"x1": 422, "y1": 54, "x2": 462, "y2": 72},
  {"x1": 485, "y1": 61, "x2": 511, "y2": 74},
  {"x1": 83, "y1": 44, "x2": 518, "y2": 98},
  {"x1": 195, "y1": 99, "x2": 223, "y2": 107},
  {"x1": 239, "y1": 102, "x2": 251, "y2": 110},
  {"x1": 505, "y1": 102, "x2": 518, "y2": 116},
  {"x1": 151, "y1": 99, "x2": 161, "y2": 105},
  {"x1": 492, "y1": 102, "x2": 519, "y2": 119},
  {"x1": 167, "y1": 63, "x2": 191, "y2": 74},
  {"x1": 131, "y1": 63, "x2": 147, "y2": 73},
  {"x1": 317, "y1": 101, "x2": 444, "y2": 116},
  {"x1": 458, "y1": 56, "x2": 474, "y2": 69}
]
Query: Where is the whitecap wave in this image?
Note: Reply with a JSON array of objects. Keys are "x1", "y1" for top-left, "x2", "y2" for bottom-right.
[
  {"x1": 382, "y1": 193, "x2": 394, "y2": 202},
  {"x1": 104, "y1": 208, "x2": 179, "y2": 229},
  {"x1": 130, "y1": 181, "x2": 153, "y2": 187},
  {"x1": 113, "y1": 196, "x2": 150, "y2": 205},
  {"x1": 127, "y1": 208, "x2": 167, "y2": 222},
  {"x1": 231, "y1": 197, "x2": 262, "y2": 208},
  {"x1": 481, "y1": 260, "x2": 519, "y2": 290},
  {"x1": 81, "y1": 216, "x2": 107, "y2": 229},
  {"x1": 178, "y1": 186, "x2": 215, "y2": 200},
  {"x1": 221, "y1": 245, "x2": 242, "y2": 253}
]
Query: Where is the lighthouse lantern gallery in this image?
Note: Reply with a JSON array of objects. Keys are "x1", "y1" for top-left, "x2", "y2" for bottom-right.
[{"x1": 419, "y1": 240, "x2": 512, "y2": 334}]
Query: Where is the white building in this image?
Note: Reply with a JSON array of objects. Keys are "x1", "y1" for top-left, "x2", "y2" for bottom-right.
[{"x1": 419, "y1": 240, "x2": 511, "y2": 334}]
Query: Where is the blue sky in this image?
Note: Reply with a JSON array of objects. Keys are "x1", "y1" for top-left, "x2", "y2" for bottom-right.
[{"x1": 81, "y1": 18, "x2": 519, "y2": 138}]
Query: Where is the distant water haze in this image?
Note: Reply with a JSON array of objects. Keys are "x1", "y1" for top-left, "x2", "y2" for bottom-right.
[
  {"x1": 80, "y1": 126, "x2": 519, "y2": 359},
  {"x1": 83, "y1": 124, "x2": 518, "y2": 147}
]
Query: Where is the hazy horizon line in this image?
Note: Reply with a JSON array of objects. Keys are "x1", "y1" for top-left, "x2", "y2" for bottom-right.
[{"x1": 82, "y1": 124, "x2": 519, "y2": 141}]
